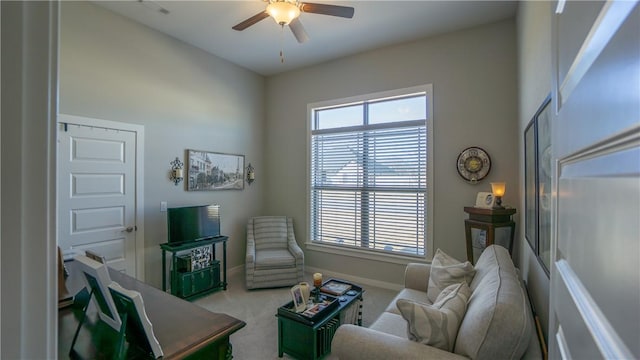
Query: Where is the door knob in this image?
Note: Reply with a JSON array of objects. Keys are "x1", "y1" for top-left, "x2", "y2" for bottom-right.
[{"x1": 122, "y1": 226, "x2": 134, "y2": 233}]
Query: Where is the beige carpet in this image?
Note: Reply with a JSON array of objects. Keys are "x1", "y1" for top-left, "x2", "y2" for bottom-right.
[{"x1": 194, "y1": 270, "x2": 398, "y2": 360}]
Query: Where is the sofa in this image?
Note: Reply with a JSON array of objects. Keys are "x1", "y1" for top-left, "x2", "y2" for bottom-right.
[{"x1": 332, "y1": 245, "x2": 542, "y2": 360}]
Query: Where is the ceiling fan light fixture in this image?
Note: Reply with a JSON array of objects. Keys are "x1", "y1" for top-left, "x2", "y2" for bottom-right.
[{"x1": 267, "y1": 1, "x2": 300, "y2": 25}]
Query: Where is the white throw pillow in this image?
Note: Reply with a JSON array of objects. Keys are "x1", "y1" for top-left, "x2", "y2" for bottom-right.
[
  {"x1": 427, "y1": 248, "x2": 475, "y2": 303},
  {"x1": 397, "y1": 282, "x2": 471, "y2": 351}
]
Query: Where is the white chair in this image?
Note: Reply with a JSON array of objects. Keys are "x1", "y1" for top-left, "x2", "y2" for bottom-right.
[{"x1": 245, "y1": 216, "x2": 304, "y2": 289}]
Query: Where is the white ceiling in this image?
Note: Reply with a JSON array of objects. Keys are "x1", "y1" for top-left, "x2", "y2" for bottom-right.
[{"x1": 93, "y1": 1, "x2": 518, "y2": 76}]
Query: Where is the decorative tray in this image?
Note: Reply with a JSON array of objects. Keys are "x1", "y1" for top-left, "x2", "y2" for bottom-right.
[{"x1": 277, "y1": 294, "x2": 338, "y2": 325}]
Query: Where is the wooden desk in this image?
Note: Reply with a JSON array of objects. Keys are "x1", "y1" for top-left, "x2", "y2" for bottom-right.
[{"x1": 59, "y1": 260, "x2": 245, "y2": 359}]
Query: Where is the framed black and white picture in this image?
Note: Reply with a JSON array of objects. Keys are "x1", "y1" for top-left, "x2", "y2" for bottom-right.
[
  {"x1": 187, "y1": 150, "x2": 244, "y2": 191},
  {"x1": 524, "y1": 94, "x2": 552, "y2": 277}
]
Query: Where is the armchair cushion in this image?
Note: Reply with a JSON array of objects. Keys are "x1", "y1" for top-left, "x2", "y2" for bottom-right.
[
  {"x1": 255, "y1": 249, "x2": 296, "y2": 270},
  {"x1": 253, "y1": 216, "x2": 289, "y2": 250}
]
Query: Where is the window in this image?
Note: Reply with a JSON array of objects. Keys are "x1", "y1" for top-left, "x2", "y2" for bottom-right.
[{"x1": 309, "y1": 85, "x2": 432, "y2": 259}]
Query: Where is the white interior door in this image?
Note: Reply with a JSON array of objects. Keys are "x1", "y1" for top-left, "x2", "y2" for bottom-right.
[
  {"x1": 58, "y1": 119, "x2": 138, "y2": 276},
  {"x1": 549, "y1": 1, "x2": 639, "y2": 359}
]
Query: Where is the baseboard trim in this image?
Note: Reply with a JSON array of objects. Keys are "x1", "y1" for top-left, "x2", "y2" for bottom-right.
[
  {"x1": 305, "y1": 266, "x2": 404, "y2": 292},
  {"x1": 228, "y1": 264, "x2": 244, "y2": 278},
  {"x1": 232, "y1": 263, "x2": 404, "y2": 291}
]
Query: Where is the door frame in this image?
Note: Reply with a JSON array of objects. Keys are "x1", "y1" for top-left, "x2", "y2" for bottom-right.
[{"x1": 57, "y1": 113, "x2": 145, "y2": 280}]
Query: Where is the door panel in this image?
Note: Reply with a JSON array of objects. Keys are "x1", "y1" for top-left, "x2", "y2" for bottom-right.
[
  {"x1": 557, "y1": 0, "x2": 605, "y2": 83},
  {"x1": 556, "y1": 3, "x2": 640, "y2": 156},
  {"x1": 58, "y1": 123, "x2": 136, "y2": 275},
  {"x1": 550, "y1": 1, "x2": 640, "y2": 359},
  {"x1": 554, "y1": 146, "x2": 640, "y2": 358}
]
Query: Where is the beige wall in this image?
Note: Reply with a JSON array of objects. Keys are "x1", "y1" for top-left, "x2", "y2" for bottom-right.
[
  {"x1": 264, "y1": 19, "x2": 519, "y2": 285},
  {"x1": 59, "y1": 2, "x2": 266, "y2": 288},
  {"x1": 516, "y1": 0, "x2": 552, "y2": 342}
]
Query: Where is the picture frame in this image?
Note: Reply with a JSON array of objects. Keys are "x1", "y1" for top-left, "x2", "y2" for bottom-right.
[
  {"x1": 524, "y1": 118, "x2": 537, "y2": 253},
  {"x1": 536, "y1": 96, "x2": 552, "y2": 275},
  {"x1": 108, "y1": 282, "x2": 164, "y2": 358},
  {"x1": 291, "y1": 285, "x2": 306, "y2": 313},
  {"x1": 74, "y1": 254, "x2": 122, "y2": 331},
  {"x1": 187, "y1": 149, "x2": 244, "y2": 191},
  {"x1": 85, "y1": 249, "x2": 107, "y2": 264},
  {"x1": 523, "y1": 94, "x2": 552, "y2": 277}
]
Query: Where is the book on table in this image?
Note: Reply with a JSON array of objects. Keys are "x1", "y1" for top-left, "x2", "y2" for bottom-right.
[{"x1": 320, "y1": 280, "x2": 352, "y2": 296}]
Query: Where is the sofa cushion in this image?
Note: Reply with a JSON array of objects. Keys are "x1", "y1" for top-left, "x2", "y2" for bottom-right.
[
  {"x1": 397, "y1": 282, "x2": 471, "y2": 352},
  {"x1": 385, "y1": 288, "x2": 431, "y2": 315},
  {"x1": 427, "y1": 249, "x2": 476, "y2": 303},
  {"x1": 454, "y1": 245, "x2": 532, "y2": 360},
  {"x1": 369, "y1": 312, "x2": 409, "y2": 338}
]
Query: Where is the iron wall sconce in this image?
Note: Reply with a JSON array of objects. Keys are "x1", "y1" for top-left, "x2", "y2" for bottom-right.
[
  {"x1": 169, "y1": 157, "x2": 184, "y2": 186},
  {"x1": 246, "y1": 163, "x2": 255, "y2": 185}
]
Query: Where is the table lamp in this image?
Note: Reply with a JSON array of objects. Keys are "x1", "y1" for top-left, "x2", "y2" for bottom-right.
[{"x1": 491, "y1": 182, "x2": 506, "y2": 209}]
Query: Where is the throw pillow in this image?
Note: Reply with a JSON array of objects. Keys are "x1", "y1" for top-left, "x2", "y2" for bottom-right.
[
  {"x1": 427, "y1": 248, "x2": 475, "y2": 303},
  {"x1": 397, "y1": 282, "x2": 471, "y2": 351}
]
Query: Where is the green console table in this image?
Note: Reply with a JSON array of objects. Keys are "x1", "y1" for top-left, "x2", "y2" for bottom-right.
[{"x1": 160, "y1": 236, "x2": 228, "y2": 299}]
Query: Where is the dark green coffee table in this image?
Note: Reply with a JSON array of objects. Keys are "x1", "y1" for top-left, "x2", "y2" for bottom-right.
[{"x1": 277, "y1": 279, "x2": 363, "y2": 359}]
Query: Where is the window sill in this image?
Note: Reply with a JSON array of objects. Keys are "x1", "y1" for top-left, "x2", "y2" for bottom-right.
[{"x1": 305, "y1": 241, "x2": 429, "y2": 265}]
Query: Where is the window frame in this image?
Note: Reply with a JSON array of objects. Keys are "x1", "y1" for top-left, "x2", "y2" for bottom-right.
[{"x1": 306, "y1": 85, "x2": 434, "y2": 263}]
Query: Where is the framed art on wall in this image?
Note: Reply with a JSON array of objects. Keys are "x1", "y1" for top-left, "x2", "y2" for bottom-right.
[
  {"x1": 536, "y1": 96, "x2": 552, "y2": 274},
  {"x1": 524, "y1": 119, "x2": 537, "y2": 253},
  {"x1": 187, "y1": 150, "x2": 244, "y2": 191},
  {"x1": 524, "y1": 94, "x2": 552, "y2": 277}
]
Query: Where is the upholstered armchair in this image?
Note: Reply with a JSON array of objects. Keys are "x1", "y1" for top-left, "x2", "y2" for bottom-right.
[{"x1": 245, "y1": 216, "x2": 304, "y2": 290}]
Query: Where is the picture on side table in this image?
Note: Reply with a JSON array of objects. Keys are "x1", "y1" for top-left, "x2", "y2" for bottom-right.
[{"x1": 291, "y1": 285, "x2": 306, "y2": 313}]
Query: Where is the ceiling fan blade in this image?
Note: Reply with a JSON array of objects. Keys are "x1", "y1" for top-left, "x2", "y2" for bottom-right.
[
  {"x1": 300, "y1": 2, "x2": 354, "y2": 18},
  {"x1": 289, "y1": 18, "x2": 309, "y2": 43},
  {"x1": 232, "y1": 11, "x2": 270, "y2": 31}
]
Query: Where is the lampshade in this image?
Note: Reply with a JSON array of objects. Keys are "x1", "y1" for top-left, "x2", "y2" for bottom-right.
[
  {"x1": 267, "y1": 1, "x2": 300, "y2": 25},
  {"x1": 491, "y1": 182, "x2": 506, "y2": 197}
]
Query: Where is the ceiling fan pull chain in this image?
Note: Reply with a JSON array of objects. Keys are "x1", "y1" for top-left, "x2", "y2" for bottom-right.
[{"x1": 280, "y1": 24, "x2": 285, "y2": 63}]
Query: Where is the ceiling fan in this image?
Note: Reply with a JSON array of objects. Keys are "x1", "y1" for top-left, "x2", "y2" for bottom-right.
[{"x1": 232, "y1": 0, "x2": 355, "y2": 44}]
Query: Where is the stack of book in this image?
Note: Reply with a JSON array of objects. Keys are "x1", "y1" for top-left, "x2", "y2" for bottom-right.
[{"x1": 320, "y1": 280, "x2": 352, "y2": 296}]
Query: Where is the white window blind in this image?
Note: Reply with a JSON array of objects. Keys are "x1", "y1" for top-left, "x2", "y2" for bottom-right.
[{"x1": 310, "y1": 92, "x2": 427, "y2": 257}]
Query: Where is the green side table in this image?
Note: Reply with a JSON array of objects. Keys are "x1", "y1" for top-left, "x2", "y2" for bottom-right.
[{"x1": 277, "y1": 280, "x2": 363, "y2": 359}]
